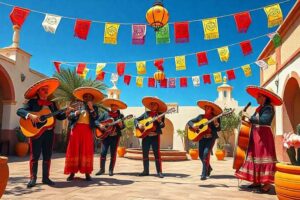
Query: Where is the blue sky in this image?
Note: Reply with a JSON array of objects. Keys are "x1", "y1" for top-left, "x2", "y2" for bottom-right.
[{"x1": 0, "y1": 0, "x2": 295, "y2": 107}]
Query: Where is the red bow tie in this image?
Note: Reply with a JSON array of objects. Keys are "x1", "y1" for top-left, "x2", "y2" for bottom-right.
[
  {"x1": 38, "y1": 99, "x2": 52, "y2": 106},
  {"x1": 149, "y1": 111, "x2": 157, "y2": 117}
]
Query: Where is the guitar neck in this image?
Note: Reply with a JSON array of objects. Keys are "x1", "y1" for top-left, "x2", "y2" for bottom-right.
[
  {"x1": 149, "y1": 112, "x2": 167, "y2": 124},
  {"x1": 43, "y1": 108, "x2": 67, "y2": 119},
  {"x1": 205, "y1": 113, "x2": 223, "y2": 125}
]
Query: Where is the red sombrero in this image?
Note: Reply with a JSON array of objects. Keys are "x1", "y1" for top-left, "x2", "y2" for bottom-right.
[
  {"x1": 197, "y1": 100, "x2": 223, "y2": 115},
  {"x1": 246, "y1": 85, "x2": 283, "y2": 106},
  {"x1": 142, "y1": 96, "x2": 167, "y2": 113},
  {"x1": 101, "y1": 98, "x2": 127, "y2": 110},
  {"x1": 73, "y1": 87, "x2": 105, "y2": 103},
  {"x1": 24, "y1": 77, "x2": 60, "y2": 99}
]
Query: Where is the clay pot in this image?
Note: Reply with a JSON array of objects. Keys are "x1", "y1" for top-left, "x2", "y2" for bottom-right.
[
  {"x1": 215, "y1": 149, "x2": 225, "y2": 160},
  {"x1": 275, "y1": 163, "x2": 300, "y2": 200},
  {"x1": 15, "y1": 142, "x2": 29, "y2": 157},
  {"x1": 0, "y1": 156, "x2": 9, "y2": 198},
  {"x1": 117, "y1": 147, "x2": 126, "y2": 157},
  {"x1": 189, "y1": 149, "x2": 199, "y2": 160}
]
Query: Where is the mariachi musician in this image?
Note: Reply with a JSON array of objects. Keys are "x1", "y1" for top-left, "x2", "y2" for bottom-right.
[{"x1": 17, "y1": 78, "x2": 72, "y2": 188}]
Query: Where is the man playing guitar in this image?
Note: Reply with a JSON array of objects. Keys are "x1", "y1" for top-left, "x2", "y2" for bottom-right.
[
  {"x1": 17, "y1": 78, "x2": 72, "y2": 188},
  {"x1": 134, "y1": 96, "x2": 167, "y2": 178},
  {"x1": 95, "y1": 98, "x2": 127, "y2": 176},
  {"x1": 187, "y1": 100, "x2": 222, "y2": 180}
]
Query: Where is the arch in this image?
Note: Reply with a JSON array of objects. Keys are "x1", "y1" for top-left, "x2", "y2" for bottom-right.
[
  {"x1": 160, "y1": 118, "x2": 174, "y2": 149},
  {"x1": 282, "y1": 73, "x2": 300, "y2": 133},
  {"x1": 0, "y1": 64, "x2": 15, "y2": 101}
]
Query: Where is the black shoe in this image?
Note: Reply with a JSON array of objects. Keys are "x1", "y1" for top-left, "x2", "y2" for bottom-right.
[
  {"x1": 67, "y1": 173, "x2": 75, "y2": 181},
  {"x1": 109, "y1": 170, "x2": 114, "y2": 176},
  {"x1": 95, "y1": 169, "x2": 105, "y2": 176},
  {"x1": 157, "y1": 172, "x2": 164, "y2": 178},
  {"x1": 85, "y1": 174, "x2": 92, "y2": 181},
  {"x1": 42, "y1": 177, "x2": 55, "y2": 186},
  {"x1": 207, "y1": 167, "x2": 213, "y2": 177},
  {"x1": 200, "y1": 176, "x2": 207, "y2": 180},
  {"x1": 27, "y1": 178, "x2": 37, "y2": 188},
  {"x1": 247, "y1": 184, "x2": 261, "y2": 189},
  {"x1": 138, "y1": 171, "x2": 149, "y2": 176}
]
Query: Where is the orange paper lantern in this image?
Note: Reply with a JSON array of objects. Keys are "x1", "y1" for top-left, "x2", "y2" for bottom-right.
[{"x1": 146, "y1": 1, "x2": 169, "y2": 31}]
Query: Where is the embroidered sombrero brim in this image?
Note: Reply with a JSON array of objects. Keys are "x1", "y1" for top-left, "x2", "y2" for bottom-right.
[
  {"x1": 101, "y1": 98, "x2": 127, "y2": 109},
  {"x1": 24, "y1": 77, "x2": 60, "y2": 99},
  {"x1": 73, "y1": 87, "x2": 105, "y2": 103},
  {"x1": 246, "y1": 85, "x2": 283, "y2": 106},
  {"x1": 142, "y1": 96, "x2": 167, "y2": 113},
  {"x1": 197, "y1": 100, "x2": 223, "y2": 115}
]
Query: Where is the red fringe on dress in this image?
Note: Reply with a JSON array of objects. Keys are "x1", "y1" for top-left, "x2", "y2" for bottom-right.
[
  {"x1": 64, "y1": 123, "x2": 94, "y2": 174},
  {"x1": 235, "y1": 126, "x2": 277, "y2": 184}
]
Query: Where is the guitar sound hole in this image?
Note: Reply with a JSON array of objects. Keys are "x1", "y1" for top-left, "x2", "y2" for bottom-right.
[
  {"x1": 199, "y1": 125, "x2": 204, "y2": 129},
  {"x1": 145, "y1": 122, "x2": 149, "y2": 126},
  {"x1": 32, "y1": 121, "x2": 47, "y2": 129}
]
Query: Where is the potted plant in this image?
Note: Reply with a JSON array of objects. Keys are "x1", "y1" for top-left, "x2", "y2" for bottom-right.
[
  {"x1": 0, "y1": 156, "x2": 9, "y2": 198},
  {"x1": 118, "y1": 118, "x2": 134, "y2": 157},
  {"x1": 189, "y1": 142, "x2": 199, "y2": 160},
  {"x1": 219, "y1": 108, "x2": 240, "y2": 157},
  {"x1": 177, "y1": 128, "x2": 187, "y2": 151},
  {"x1": 215, "y1": 141, "x2": 225, "y2": 160},
  {"x1": 15, "y1": 127, "x2": 29, "y2": 157},
  {"x1": 275, "y1": 124, "x2": 300, "y2": 200}
]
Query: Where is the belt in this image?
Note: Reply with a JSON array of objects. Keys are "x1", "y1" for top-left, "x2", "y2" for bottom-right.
[
  {"x1": 253, "y1": 125, "x2": 271, "y2": 128},
  {"x1": 148, "y1": 132, "x2": 158, "y2": 136},
  {"x1": 202, "y1": 134, "x2": 212, "y2": 138}
]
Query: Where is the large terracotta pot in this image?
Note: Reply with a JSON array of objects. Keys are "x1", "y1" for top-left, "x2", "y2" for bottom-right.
[
  {"x1": 275, "y1": 163, "x2": 300, "y2": 200},
  {"x1": 0, "y1": 156, "x2": 9, "y2": 198},
  {"x1": 215, "y1": 149, "x2": 225, "y2": 160},
  {"x1": 189, "y1": 149, "x2": 199, "y2": 160},
  {"x1": 15, "y1": 142, "x2": 29, "y2": 157},
  {"x1": 117, "y1": 147, "x2": 126, "y2": 157}
]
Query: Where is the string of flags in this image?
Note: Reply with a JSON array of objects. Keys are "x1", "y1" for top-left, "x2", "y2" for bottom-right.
[
  {"x1": 55, "y1": 55, "x2": 277, "y2": 88},
  {"x1": 2, "y1": 0, "x2": 288, "y2": 44},
  {"x1": 53, "y1": 32, "x2": 282, "y2": 73}
]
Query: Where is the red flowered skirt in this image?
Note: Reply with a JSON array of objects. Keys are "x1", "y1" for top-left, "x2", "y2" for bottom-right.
[
  {"x1": 235, "y1": 125, "x2": 277, "y2": 184},
  {"x1": 64, "y1": 123, "x2": 94, "y2": 174}
]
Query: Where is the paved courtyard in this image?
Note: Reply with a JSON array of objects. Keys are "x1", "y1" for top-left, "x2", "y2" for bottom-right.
[{"x1": 3, "y1": 153, "x2": 278, "y2": 200}]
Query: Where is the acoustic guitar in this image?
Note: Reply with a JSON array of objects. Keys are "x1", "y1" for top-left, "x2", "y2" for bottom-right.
[
  {"x1": 95, "y1": 114, "x2": 133, "y2": 140},
  {"x1": 134, "y1": 108, "x2": 176, "y2": 138},
  {"x1": 19, "y1": 102, "x2": 82, "y2": 138},
  {"x1": 233, "y1": 102, "x2": 252, "y2": 170},
  {"x1": 187, "y1": 109, "x2": 234, "y2": 142}
]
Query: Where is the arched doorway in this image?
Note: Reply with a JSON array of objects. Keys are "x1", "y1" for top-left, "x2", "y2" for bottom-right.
[
  {"x1": 0, "y1": 64, "x2": 15, "y2": 130},
  {"x1": 282, "y1": 76, "x2": 300, "y2": 133},
  {"x1": 161, "y1": 118, "x2": 174, "y2": 149}
]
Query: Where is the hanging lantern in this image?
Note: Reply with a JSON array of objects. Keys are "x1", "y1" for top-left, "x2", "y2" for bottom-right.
[
  {"x1": 154, "y1": 70, "x2": 165, "y2": 82},
  {"x1": 146, "y1": 0, "x2": 169, "y2": 31}
]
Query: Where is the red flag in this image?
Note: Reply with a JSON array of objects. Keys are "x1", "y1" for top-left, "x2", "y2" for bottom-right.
[
  {"x1": 203, "y1": 74, "x2": 211, "y2": 84},
  {"x1": 124, "y1": 75, "x2": 131, "y2": 85},
  {"x1": 169, "y1": 78, "x2": 176, "y2": 88},
  {"x1": 10, "y1": 7, "x2": 30, "y2": 28},
  {"x1": 240, "y1": 40, "x2": 253, "y2": 56},
  {"x1": 96, "y1": 71, "x2": 105, "y2": 81},
  {"x1": 74, "y1": 19, "x2": 91, "y2": 40},
  {"x1": 154, "y1": 59, "x2": 164, "y2": 71},
  {"x1": 76, "y1": 63, "x2": 86, "y2": 75},
  {"x1": 117, "y1": 62, "x2": 126, "y2": 76},
  {"x1": 148, "y1": 78, "x2": 156, "y2": 87},
  {"x1": 174, "y1": 22, "x2": 189, "y2": 43},
  {"x1": 160, "y1": 79, "x2": 167, "y2": 88},
  {"x1": 234, "y1": 12, "x2": 251, "y2": 33},
  {"x1": 226, "y1": 69, "x2": 236, "y2": 80},
  {"x1": 180, "y1": 77, "x2": 187, "y2": 87},
  {"x1": 196, "y1": 52, "x2": 208, "y2": 66},
  {"x1": 53, "y1": 62, "x2": 61, "y2": 73}
]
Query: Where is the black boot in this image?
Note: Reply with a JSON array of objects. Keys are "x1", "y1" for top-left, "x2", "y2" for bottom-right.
[
  {"x1": 157, "y1": 172, "x2": 164, "y2": 178},
  {"x1": 67, "y1": 173, "x2": 75, "y2": 181},
  {"x1": 27, "y1": 161, "x2": 38, "y2": 188},
  {"x1": 85, "y1": 173, "x2": 92, "y2": 181},
  {"x1": 207, "y1": 166, "x2": 213, "y2": 177},
  {"x1": 95, "y1": 169, "x2": 105, "y2": 176},
  {"x1": 96, "y1": 157, "x2": 106, "y2": 176},
  {"x1": 139, "y1": 159, "x2": 149, "y2": 176},
  {"x1": 139, "y1": 171, "x2": 150, "y2": 176},
  {"x1": 27, "y1": 178, "x2": 37, "y2": 188},
  {"x1": 109, "y1": 169, "x2": 114, "y2": 176},
  {"x1": 42, "y1": 161, "x2": 55, "y2": 185}
]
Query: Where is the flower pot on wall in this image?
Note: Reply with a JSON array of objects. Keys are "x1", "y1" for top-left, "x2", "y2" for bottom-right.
[
  {"x1": 117, "y1": 147, "x2": 126, "y2": 157},
  {"x1": 275, "y1": 163, "x2": 300, "y2": 200},
  {"x1": 15, "y1": 142, "x2": 29, "y2": 157},
  {"x1": 0, "y1": 156, "x2": 9, "y2": 198},
  {"x1": 189, "y1": 149, "x2": 199, "y2": 160}
]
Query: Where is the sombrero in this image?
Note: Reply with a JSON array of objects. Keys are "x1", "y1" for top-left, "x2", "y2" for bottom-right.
[
  {"x1": 24, "y1": 77, "x2": 60, "y2": 99},
  {"x1": 142, "y1": 96, "x2": 167, "y2": 113},
  {"x1": 73, "y1": 87, "x2": 105, "y2": 103},
  {"x1": 197, "y1": 100, "x2": 223, "y2": 115},
  {"x1": 246, "y1": 85, "x2": 283, "y2": 106},
  {"x1": 101, "y1": 98, "x2": 127, "y2": 109}
]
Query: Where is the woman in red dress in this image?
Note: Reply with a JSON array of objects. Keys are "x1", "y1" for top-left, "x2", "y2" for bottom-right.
[
  {"x1": 64, "y1": 87, "x2": 104, "y2": 181},
  {"x1": 235, "y1": 85, "x2": 283, "y2": 193}
]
